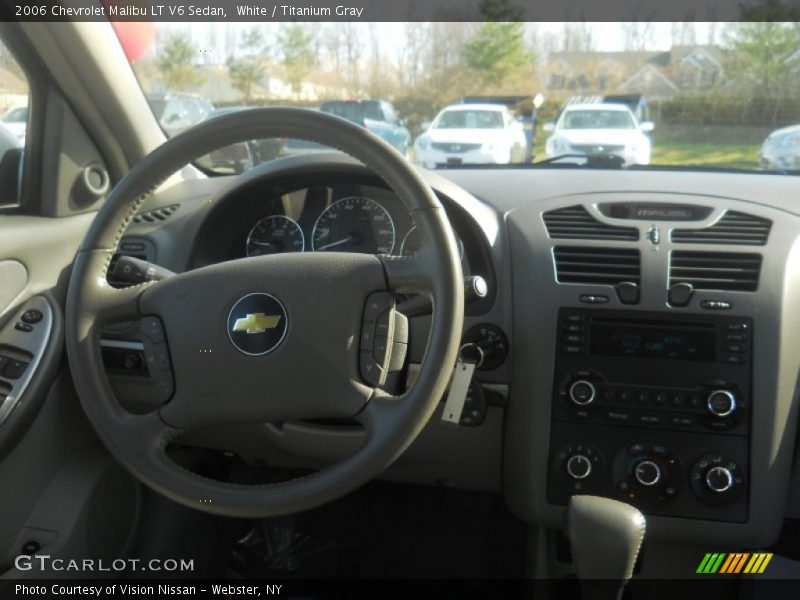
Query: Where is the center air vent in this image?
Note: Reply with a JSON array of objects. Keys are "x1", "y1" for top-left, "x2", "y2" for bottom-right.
[
  {"x1": 671, "y1": 211, "x2": 771, "y2": 246},
  {"x1": 669, "y1": 251, "x2": 762, "y2": 291},
  {"x1": 553, "y1": 246, "x2": 640, "y2": 285},
  {"x1": 543, "y1": 205, "x2": 639, "y2": 241}
]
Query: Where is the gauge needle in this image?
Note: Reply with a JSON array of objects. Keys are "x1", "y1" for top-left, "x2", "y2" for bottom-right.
[{"x1": 316, "y1": 238, "x2": 351, "y2": 250}]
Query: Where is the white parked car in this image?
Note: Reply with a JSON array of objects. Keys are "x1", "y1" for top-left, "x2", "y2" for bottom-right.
[
  {"x1": 0, "y1": 105, "x2": 27, "y2": 142},
  {"x1": 758, "y1": 124, "x2": 800, "y2": 171},
  {"x1": 414, "y1": 104, "x2": 526, "y2": 168},
  {"x1": 544, "y1": 103, "x2": 654, "y2": 166}
]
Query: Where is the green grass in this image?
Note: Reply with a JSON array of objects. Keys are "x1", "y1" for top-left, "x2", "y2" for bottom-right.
[{"x1": 651, "y1": 139, "x2": 760, "y2": 170}]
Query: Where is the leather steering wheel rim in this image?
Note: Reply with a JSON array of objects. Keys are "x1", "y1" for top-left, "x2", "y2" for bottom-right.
[{"x1": 65, "y1": 108, "x2": 464, "y2": 518}]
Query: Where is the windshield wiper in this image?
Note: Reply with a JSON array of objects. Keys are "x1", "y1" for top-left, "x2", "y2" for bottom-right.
[{"x1": 532, "y1": 153, "x2": 626, "y2": 169}]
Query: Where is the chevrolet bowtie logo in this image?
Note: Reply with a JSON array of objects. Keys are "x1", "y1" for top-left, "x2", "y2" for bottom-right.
[{"x1": 232, "y1": 313, "x2": 282, "y2": 334}]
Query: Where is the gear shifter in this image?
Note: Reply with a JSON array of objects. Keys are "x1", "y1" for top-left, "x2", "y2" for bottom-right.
[{"x1": 566, "y1": 495, "x2": 646, "y2": 600}]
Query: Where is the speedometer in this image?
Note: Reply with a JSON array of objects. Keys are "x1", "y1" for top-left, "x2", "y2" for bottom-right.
[
  {"x1": 246, "y1": 215, "x2": 305, "y2": 256},
  {"x1": 312, "y1": 196, "x2": 395, "y2": 254}
]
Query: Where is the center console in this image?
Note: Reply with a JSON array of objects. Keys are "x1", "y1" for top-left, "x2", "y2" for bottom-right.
[{"x1": 547, "y1": 308, "x2": 751, "y2": 522}]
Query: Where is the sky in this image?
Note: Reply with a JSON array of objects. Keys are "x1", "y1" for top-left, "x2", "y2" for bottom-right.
[{"x1": 156, "y1": 22, "x2": 718, "y2": 65}]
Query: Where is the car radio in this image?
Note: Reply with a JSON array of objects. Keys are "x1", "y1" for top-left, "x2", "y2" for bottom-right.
[{"x1": 547, "y1": 308, "x2": 751, "y2": 522}]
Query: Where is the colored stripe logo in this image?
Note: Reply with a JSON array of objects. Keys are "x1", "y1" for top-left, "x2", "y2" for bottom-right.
[{"x1": 697, "y1": 553, "x2": 773, "y2": 574}]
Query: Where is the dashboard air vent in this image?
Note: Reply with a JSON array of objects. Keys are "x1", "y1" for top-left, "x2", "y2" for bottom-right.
[
  {"x1": 553, "y1": 246, "x2": 640, "y2": 286},
  {"x1": 133, "y1": 204, "x2": 180, "y2": 224},
  {"x1": 669, "y1": 251, "x2": 762, "y2": 291},
  {"x1": 543, "y1": 205, "x2": 639, "y2": 241},
  {"x1": 671, "y1": 211, "x2": 771, "y2": 246}
]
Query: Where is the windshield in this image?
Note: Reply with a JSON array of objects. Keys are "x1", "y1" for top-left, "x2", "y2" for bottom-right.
[
  {"x1": 434, "y1": 110, "x2": 505, "y2": 129},
  {"x1": 121, "y1": 21, "x2": 800, "y2": 173},
  {"x1": 560, "y1": 110, "x2": 636, "y2": 130}
]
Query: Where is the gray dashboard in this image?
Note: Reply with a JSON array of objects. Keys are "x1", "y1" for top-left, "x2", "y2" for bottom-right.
[{"x1": 109, "y1": 157, "x2": 800, "y2": 548}]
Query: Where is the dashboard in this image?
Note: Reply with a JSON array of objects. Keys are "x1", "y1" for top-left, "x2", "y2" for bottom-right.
[{"x1": 105, "y1": 154, "x2": 800, "y2": 551}]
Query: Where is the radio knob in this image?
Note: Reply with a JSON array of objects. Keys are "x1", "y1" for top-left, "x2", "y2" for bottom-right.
[
  {"x1": 705, "y1": 466, "x2": 734, "y2": 493},
  {"x1": 707, "y1": 390, "x2": 736, "y2": 417},
  {"x1": 566, "y1": 454, "x2": 592, "y2": 480},
  {"x1": 634, "y1": 459, "x2": 661, "y2": 487},
  {"x1": 569, "y1": 379, "x2": 596, "y2": 406}
]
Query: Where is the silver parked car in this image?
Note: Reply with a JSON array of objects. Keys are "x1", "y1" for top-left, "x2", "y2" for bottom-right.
[{"x1": 759, "y1": 124, "x2": 800, "y2": 170}]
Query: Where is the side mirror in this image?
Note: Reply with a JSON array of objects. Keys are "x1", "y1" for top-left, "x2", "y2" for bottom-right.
[
  {"x1": 543, "y1": 122, "x2": 556, "y2": 132},
  {"x1": 421, "y1": 121, "x2": 432, "y2": 131},
  {"x1": 640, "y1": 121, "x2": 655, "y2": 133}
]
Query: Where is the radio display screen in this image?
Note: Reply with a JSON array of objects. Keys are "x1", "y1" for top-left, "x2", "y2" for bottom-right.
[{"x1": 589, "y1": 323, "x2": 716, "y2": 362}]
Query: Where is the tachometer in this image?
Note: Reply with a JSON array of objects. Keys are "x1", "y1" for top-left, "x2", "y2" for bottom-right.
[
  {"x1": 312, "y1": 196, "x2": 395, "y2": 254},
  {"x1": 246, "y1": 215, "x2": 305, "y2": 256}
]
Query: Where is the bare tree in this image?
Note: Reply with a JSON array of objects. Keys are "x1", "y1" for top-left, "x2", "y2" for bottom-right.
[
  {"x1": 671, "y1": 22, "x2": 698, "y2": 46},
  {"x1": 621, "y1": 23, "x2": 656, "y2": 51}
]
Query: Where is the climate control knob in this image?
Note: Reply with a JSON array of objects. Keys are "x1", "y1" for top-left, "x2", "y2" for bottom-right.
[
  {"x1": 705, "y1": 466, "x2": 734, "y2": 493},
  {"x1": 707, "y1": 390, "x2": 736, "y2": 417},
  {"x1": 568, "y1": 380, "x2": 596, "y2": 406},
  {"x1": 634, "y1": 460, "x2": 661, "y2": 487},
  {"x1": 566, "y1": 454, "x2": 593, "y2": 480}
]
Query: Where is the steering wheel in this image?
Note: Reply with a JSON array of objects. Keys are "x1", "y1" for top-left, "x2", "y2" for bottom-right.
[{"x1": 65, "y1": 108, "x2": 464, "y2": 517}]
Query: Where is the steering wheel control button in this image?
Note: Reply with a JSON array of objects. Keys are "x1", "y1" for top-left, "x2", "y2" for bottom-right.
[
  {"x1": 707, "y1": 390, "x2": 736, "y2": 417},
  {"x1": 566, "y1": 454, "x2": 592, "y2": 480},
  {"x1": 139, "y1": 315, "x2": 175, "y2": 402},
  {"x1": 363, "y1": 292, "x2": 393, "y2": 323},
  {"x1": 14, "y1": 322, "x2": 34, "y2": 333},
  {"x1": 20, "y1": 309, "x2": 43, "y2": 324},
  {"x1": 634, "y1": 460, "x2": 661, "y2": 487},
  {"x1": 226, "y1": 293, "x2": 288, "y2": 356},
  {"x1": 360, "y1": 352, "x2": 385, "y2": 386},
  {"x1": 568, "y1": 380, "x2": 596, "y2": 406},
  {"x1": 140, "y1": 316, "x2": 166, "y2": 344}
]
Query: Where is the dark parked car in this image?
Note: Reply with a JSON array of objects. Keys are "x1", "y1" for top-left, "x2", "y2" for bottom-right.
[{"x1": 283, "y1": 100, "x2": 411, "y2": 157}]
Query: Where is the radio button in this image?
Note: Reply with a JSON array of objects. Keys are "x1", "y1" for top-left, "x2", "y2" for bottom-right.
[
  {"x1": 726, "y1": 333, "x2": 747, "y2": 342},
  {"x1": 726, "y1": 322, "x2": 749, "y2": 331},
  {"x1": 561, "y1": 334, "x2": 582, "y2": 344},
  {"x1": 601, "y1": 388, "x2": 615, "y2": 402},
  {"x1": 725, "y1": 344, "x2": 746, "y2": 353},
  {"x1": 562, "y1": 314, "x2": 583, "y2": 322},
  {"x1": 635, "y1": 390, "x2": 649, "y2": 404},
  {"x1": 562, "y1": 345, "x2": 583, "y2": 354},
  {"x1": 687, "y1": 393, "x2": 702, "y2": 408},
  {"x1": 651, "y1": 392, "x2": 666, "y2": 405},
  {"x1": 707, "y1": 390, "x2": 736, "y2": 417},
  {"x1": 561, "y1": 323, "x2": 583, "y2": 333},
  {"x1": 569, "y1": 380, "x2": 596, "y2": 405},
  {"x1": 606, "y1": 410, "x2": 632, "y2": 423},
  {"x1": 669, "y1": 393, "x2": 685, "y2": 407},
  {"x1": 618, "y1": 390, "x2": 632, "y2": 403},
  {"x1": 723, "y1": 355, "x2": 747, "y2": 365},
  {"x1": 637, "y1": 413, "x2": 662, "y2": 425}
]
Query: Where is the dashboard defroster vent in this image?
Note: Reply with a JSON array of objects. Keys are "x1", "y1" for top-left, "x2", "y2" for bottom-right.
[
  {"x1": 543, "y1": 205, "x2": 639, "y2": 241},
  {"x1": 669, "y1": 251, "x2": 762, "y2": 292},
  {"x1": 671, "y1": 211, "x2": 771, "y2": 246},
  {"x1": 553, "y1": 246, "x2": 640, "y2": 286},
  {"x1": 133, "y1": 204, "x2": 180, "y2": 224}
]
